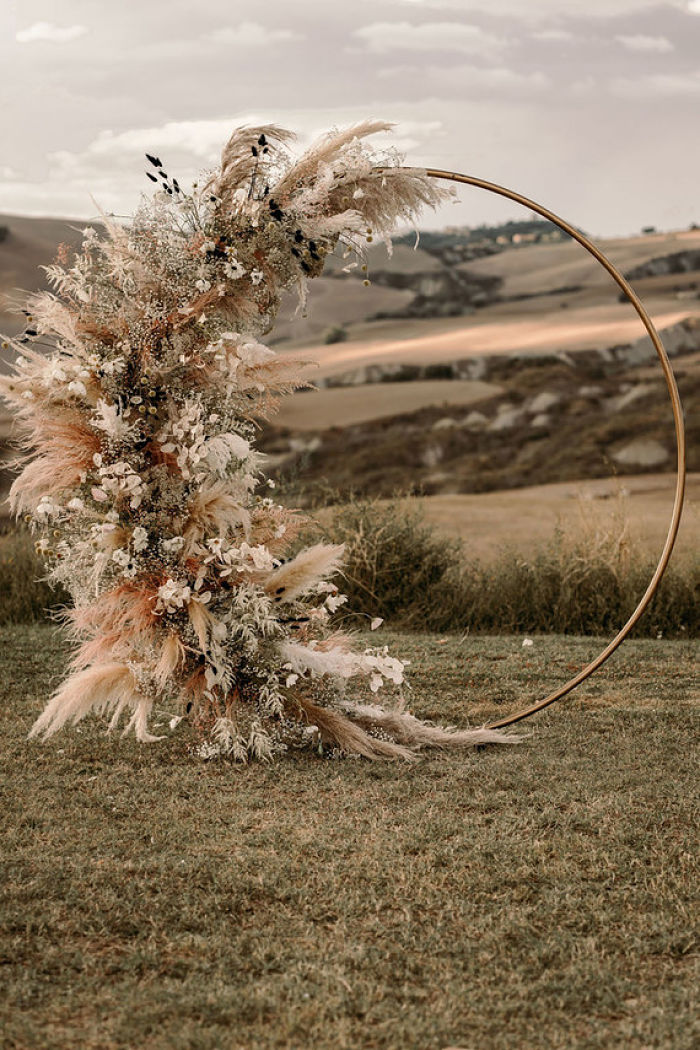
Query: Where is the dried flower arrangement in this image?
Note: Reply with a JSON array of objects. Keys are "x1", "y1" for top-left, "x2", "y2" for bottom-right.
[{"x1": 0, "y1": 121, "x2": 519, "y2": 760}]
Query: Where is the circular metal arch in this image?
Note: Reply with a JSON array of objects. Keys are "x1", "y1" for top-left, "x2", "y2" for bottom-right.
[{"x1": 397, "y1": 166, "x2": 687, "y2": 729}]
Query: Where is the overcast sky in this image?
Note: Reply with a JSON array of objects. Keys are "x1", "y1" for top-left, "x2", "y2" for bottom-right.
[{"x1": 2, "y1": 0, "x2": 700, "y2": 237}]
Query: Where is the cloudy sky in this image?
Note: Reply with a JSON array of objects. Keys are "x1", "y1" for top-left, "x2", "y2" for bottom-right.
[{"x1": 2, "y1": 0, "x2": 700, "y2": 236}]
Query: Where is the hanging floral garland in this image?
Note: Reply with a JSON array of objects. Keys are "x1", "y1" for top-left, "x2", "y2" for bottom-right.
[{"x1": 0, "y1": 121, "x2": 519, "y2": 761}]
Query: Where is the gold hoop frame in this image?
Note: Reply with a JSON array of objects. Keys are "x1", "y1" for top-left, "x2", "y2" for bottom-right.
[{"x1": 390, "y1": 166, "x2": 687, "y2": 729}]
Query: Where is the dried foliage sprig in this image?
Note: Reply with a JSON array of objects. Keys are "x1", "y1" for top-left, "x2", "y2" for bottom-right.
[{"x1": 1, "y1": 121, "x2": 520, "y2": 760}]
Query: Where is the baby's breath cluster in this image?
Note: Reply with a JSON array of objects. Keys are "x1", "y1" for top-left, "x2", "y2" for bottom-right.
[{"x1": 0, "y1": 122, "x2": 513, "y2": 760}]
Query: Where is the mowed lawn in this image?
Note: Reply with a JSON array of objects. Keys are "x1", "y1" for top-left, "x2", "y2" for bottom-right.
[{"x1": 1, "y1": 625, "x2": 698, "y2": 1050}]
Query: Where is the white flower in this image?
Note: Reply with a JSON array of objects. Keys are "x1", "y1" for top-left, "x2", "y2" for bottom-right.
[
  {"x1": 204, "y1": 432, "x2": 250, "y2": 474},
  {"x1": 522, "y1": 638, "x2": 534, "y2": 648},
  {"x1": 162, "y1": 536, "x2": 185, "y2": 554},
  {"x1": 112, "y1": 548, "x2": 131, "y2": 568},
  {"x1": 95, "y1": 460, "x2": 145, "y2": 509},
  {"x1": 35, "y1": 497, "x2": 61, "y2": 521},
  {"x1": 67, "y1": 380, "x2": 87, "y2": 398},
  {"x1": 325, "y1": 593, "x2": 348, "y2": 614},
  {"x1": 239, "y1": 542, "x2": 275, "y2": 572},
  {"x1": 195, "y1": 278, "x2": 211, "y2": 293},
  {"x1": 92, "y1": 399, "x2": 134, "y2": 441},
  {"x1": 91, "y1": 487, "x2": 108, "y2": 502},
  {"x1": 67, "y1": 498, "x2": 85, "y2": 512},
  {"x1": 155, "y1": 578, "x2": 192, "y2": 613},
  {"x1": 132, "y1": 527, "x2": 149, "y2": 552},
  {"x1": 250, "y1": 268, "x2": 264, "y2": 286},
  {"x1": 370, "y1": 617, "x2": 383, "y2": 631},
  {"x1": 223, "y1": 258, "x2": 246, "y2": 280},
  {"x1": 100, "y1": 356, "x2": 125, "y2": 376},
  {"x1": 43, "y1": 359, "x2": 68, "y2": 386},
  {"x1": 285, "y1": 673, "x2": 299, "y2": 688}
]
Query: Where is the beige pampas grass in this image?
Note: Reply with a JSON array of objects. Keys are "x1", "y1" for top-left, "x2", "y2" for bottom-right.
[
  {"x1": 274, "y1": 121, "x2": 394, "y2": 203},
  {"x1": 264, "y1": 543, "x2": 345, "y2": 603},
  {"x1": 183, "y1": 480, "x2": 252, "y2": 550},
  {"x1": 9, "y1": 416, "x2": 101, "y2": 514},
  {"x1": 294, "y1": 693, "x2": 417, "y2": 761},
  {"x1": 204, "y1": 124, "x2": 296, "y2": 212},
  {"x1": 153, "y1": 632, "x2": 186, "y2": 688},
  {"x1": 339, "y1": 702, "x2": 524, "y2": 751},
  {"x1": 29, "y1": 662, "x2": 159, "y2": 742}
]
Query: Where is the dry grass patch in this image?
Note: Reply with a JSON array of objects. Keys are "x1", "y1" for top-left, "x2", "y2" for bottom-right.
[
  {"x1": 274, "y1": 379, "x2": 502, "y2": 430},
  {"x1": 1, "y1": 625, "x2": 698, "y2": 1050}
]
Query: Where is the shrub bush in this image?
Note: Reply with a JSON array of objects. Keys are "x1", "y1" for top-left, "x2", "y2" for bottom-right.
[
  {"x1": 318, "y1": 496, "x2": 698, "y2": 638},
  {"x1": 323, "y1": 325, "x2": 348, "y2": 345},
  {"x1": 0, "y1": 527, "x2": 70, "y2": 624}
]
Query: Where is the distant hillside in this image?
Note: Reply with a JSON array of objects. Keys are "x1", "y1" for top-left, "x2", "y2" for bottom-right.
[
  {"x1": 394, "y1": 217, "x2": 573, "y2": 260},
  {"x1": 3, "y1": 214, "x2": 700, "y2": 350},
  {"x1": 0, "y1": 214, "x2": 86, "y2": 337},
  {"x1": 2, "y1": 213, "x2": 700, "y2": 523}
]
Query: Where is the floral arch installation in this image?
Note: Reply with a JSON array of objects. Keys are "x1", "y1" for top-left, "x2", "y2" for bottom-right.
[
  {"x1": 391, "y1": 165, "x2": 687, "y2": 730},
  {"x1": 0, "y1": 124, "x2": 687, "y2": 759}
]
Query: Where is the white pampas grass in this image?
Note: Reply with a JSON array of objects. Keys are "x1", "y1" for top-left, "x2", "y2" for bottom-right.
[{"x1": 280, "y1": 639, "x2": 361, "y2": 679}]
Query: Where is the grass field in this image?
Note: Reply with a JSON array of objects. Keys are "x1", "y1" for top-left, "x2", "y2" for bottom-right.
[
  {"x1": 307, "y1": 473, "x2": 698, "y2": 562},
  {"x1": 2, "y1": 625, "x2": 697, "y2": 1050},
  {"x1": 285, "y1": 303, "x2": 692, "y2": 381},
  {"x1": 274, "y1": 379, "x2": 502, "y2": 430}
]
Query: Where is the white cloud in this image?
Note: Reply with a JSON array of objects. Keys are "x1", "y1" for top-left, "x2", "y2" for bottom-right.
[
  {"x1": 205, "y1": 22, "x2": 303, "y2": 46},
  {"x1": 615, "y1": 34, "x2": 674, "y2": 53},
  {"x1": 570, "y1": 76, "x2": 597, "y2": 97},
  {"x1": 688, "y1": 1, "x2": 700, "y2": 13},
  {"x1": 379, "y1": 63, "x2": 550, "y2": 94},
  {"x1": 56, "y1": 116, "x2": 446, "y2": 172},
  {"x1": 611, "y1": 72, "x2": 700, "y2": 97},
  {"x1": 381, "y1": 0, "x2": 685, "y2": 14},
  {"x1": 16, "y1": 22, "x2": 88, "y2": 44},
  {"x1": 531, "y1": 29, "x2": 574, "y2": 42},
  {"x1": 3, "y1": 111, "x2": 445, "y2": 218},
  {"x1": 354, "y1": 21, "x2": 507, "y2": 57}
]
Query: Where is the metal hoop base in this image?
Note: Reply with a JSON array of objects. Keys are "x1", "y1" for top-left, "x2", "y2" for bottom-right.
[{"x1": 398, "y1": 167, "x2": 687, "y2": 729}]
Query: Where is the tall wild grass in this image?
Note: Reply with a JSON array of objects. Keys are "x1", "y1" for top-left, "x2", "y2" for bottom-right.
[{"x1": 319, "y1": 496, "x2": 698, "y2": 638}]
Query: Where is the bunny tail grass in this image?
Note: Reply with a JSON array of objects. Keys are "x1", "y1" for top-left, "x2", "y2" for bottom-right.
[{"x1": 28, "y1": 663, "x2": 161, "y2": 743}]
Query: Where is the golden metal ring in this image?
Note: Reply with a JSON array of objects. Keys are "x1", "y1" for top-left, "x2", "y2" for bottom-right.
[{"x1": 398, "y1": 166, "x2": 687, "y2": 729}]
